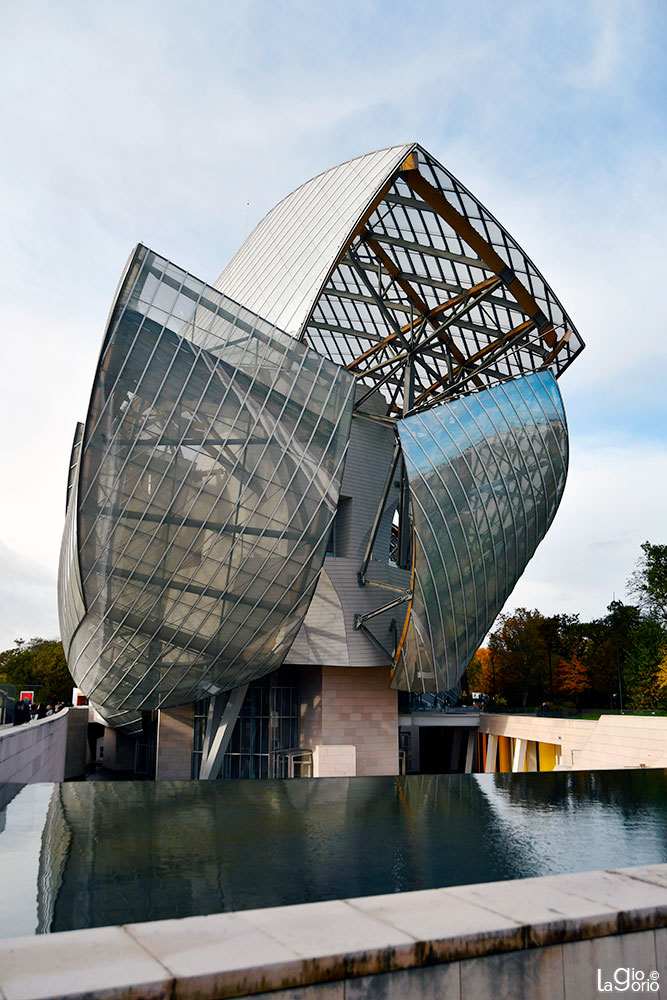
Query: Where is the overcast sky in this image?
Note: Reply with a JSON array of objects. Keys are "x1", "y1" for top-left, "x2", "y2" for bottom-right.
[{"x1": 1, "y1": 0, "x2": 666, "y2": 651}]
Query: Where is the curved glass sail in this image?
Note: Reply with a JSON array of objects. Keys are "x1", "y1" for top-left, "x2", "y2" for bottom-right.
[
  {"x1": 60, "y1": 246, "x2": 355, "y2": 728},
  {"x1": 394, "y1": 371, "x2": 568, "y2": 693}
]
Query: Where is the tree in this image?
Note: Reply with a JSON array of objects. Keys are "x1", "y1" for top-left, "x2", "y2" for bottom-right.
[
  {"x1": 627, "y1": 542, "x2": 667, "y2": 626},
  {"x1": 0, "y1": 638, "x2": 74, "y2": 704},
  {"x1": 488, "y1": 608, "x2": 550, "y2": 706},
  {"x1": 466, "y1": 647, "x2": 495, "y2": 696},
  {"x1": 623, "y1": 616, "x2": 667, "y2": 711},
  {"x1": 555, "y1": 650, "x2": 590, "y2": 702},
  {"x1": 578, "y1": 603, "x2": 641, "y2": 708}
]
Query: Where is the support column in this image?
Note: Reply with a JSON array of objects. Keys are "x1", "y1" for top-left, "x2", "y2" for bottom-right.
[
  {"x1": 498, "y1": 735, "x2": 511, "y2": 772},
  {"x1": 484, "y1": 733, "x2": 498, "y2": 773},
  {"x1": 525, "y1": 741, "x2": 538, "y2": 772},
  {"x1": 200, "y1": 685, "x2": 248, "y2": 780},
  {"x1": 464, "y1": 730, "x2": 475, "y2": 773},
  {"x1": 156, "y1": 705, "x2": 194, "y2": 780},
  {"x1": 449, "y1": 730, "x2": 462, "y2": 772},
  {"x1": 512, "y1": 737, "x2": 527, "y2": 773}
]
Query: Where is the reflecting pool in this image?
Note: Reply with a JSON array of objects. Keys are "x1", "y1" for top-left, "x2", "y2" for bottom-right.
[{"x1": 1, "y1": 770, "x2": 666, "y2": 938}]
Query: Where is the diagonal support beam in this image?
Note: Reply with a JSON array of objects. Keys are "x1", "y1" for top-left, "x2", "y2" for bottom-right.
[
  {"x1": 358, "y1": 440, "x2": 402, "y2": 586},
  {"x1": 401, "y1": 168, "x2": 557, "y2": 349},
  {"x1": 349, "y1": 236, "x2": 486, "y2": 391},
  {"x1": 199, "y1": 685, "x2": 248, "y2": 780},
  {"x1": 346, "y1": 247, "x2": 413, "y2": 353},
  {"x1": 412, "y1": 318, "x2": 534, "y2": 407}
]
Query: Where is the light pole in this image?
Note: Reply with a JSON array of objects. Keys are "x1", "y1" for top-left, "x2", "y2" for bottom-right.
[{"x1": 609, "y1": 600, "x2": 624, "y2": 714}]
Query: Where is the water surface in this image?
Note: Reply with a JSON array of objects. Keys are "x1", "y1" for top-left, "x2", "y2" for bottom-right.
[{"x1": 1, "y1": 770, "x2": 666, "y2": 938}]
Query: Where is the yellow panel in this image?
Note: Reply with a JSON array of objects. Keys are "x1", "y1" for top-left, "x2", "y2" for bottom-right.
[
  {"x1": 498, "y1": 735, "x2": 511, "y2": 772},
  {"x1": 538, "y1": 742, "x2": 557, "y2": 771}
]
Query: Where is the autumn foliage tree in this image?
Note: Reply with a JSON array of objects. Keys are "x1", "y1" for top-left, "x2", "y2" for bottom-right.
[{"x1": 466, "y1": 647, "x2": 495, "y2": 696}]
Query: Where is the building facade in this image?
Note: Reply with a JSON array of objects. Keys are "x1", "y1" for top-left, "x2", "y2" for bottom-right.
[{"x1": 58, "y1": 143, "x2": 584, "y2": 778}]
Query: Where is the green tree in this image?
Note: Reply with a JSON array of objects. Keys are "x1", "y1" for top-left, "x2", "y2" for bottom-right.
[
  {"x1": 578, "y1": 603, "x2": 641, "y2": 708},
  {"x1": 623, "y1": 616, "x2": 667, "y2": 711},
  {"x1": 628, "y1": 541, "x2": 667, "y2": 626},
  {"x1": 0, "y1": 638, "x2": 74, "y2": 704},
  {"x1": 488, "y1": 608, "x2": 550, "y2": 706}
]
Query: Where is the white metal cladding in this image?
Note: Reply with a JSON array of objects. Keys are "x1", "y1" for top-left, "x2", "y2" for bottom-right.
[
  {"x1": 215, "y1": 144, "x2": 583, "y2": 419},
  {"x1": 394, "y1": 371, "x2": 568, "y2": 693},
  {"x1": 61, "y1": 245, "x2": 355, "y2": 728},
  {"x1": 213, "y1": 144, "x2": 414, "y2": 337}
]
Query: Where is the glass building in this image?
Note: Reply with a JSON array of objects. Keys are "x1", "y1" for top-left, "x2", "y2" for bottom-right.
[{"x1": 58, "y1": 143, "x2": 584, "y2": 779}]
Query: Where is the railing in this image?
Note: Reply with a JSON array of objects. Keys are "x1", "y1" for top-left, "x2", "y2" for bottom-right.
[
  {"x1": 399, "y1": 692, "x2": 479, "y2": 714},
  {"x1": 271, "y1": 748, "x2": 313, "y2": 778}
]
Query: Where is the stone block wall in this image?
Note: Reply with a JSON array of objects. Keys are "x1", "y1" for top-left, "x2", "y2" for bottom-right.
[
  {"x1": 479, "y1": 713, "x2": 667, "y2": 771},
  {"x1": 300, "y1": 665, "x2": 398, "y2": 776},
  {"x1": 0, "y1": 711, "x2": 69, "y2": 782},
  {"x1": 313, "y1": 744, "x2": 356, "y2": 777},
  {"x1": 156, "y1": 704, "x2": 194, "y2": 779},
  {"x1": 1, "y1": 863, "x2": 665, "y2": 999}
]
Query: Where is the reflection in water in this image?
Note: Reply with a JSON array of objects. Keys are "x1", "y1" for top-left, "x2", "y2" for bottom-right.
[{"x1": 0, "y1": 771, "x2": 665, "y2": 937}]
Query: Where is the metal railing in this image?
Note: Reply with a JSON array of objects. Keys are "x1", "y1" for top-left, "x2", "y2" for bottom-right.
[{"x1": 271, "y1": 748, "x2": 313, "y2": 779}]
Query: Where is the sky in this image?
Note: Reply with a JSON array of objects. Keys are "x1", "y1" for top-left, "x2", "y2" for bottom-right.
[{"x1": 0, "y1": 0, "x2": 666, "y2": 651}]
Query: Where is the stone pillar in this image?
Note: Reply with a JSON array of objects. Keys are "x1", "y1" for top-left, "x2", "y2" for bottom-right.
[
  {"x1": 525, "y1": 740, "x2": 538, "y2": 772},
  {"x1": 484, "y1": 733, "x2": 498, "y2": 773},
  {"x1": 313, "y1": 744, "x2": 356, "y2": 777},
  {"x1": 102, "y1": 726, "x2": 136, "y2": 771},
  {"x1": 300, "y1": 665, "x2": 398, "y2": 776},
  {"x1": 155, "y1": 704, "x2": 194, "y2": 780},
  {"x1": 512, "y1": 737, "x2": 527, "y2": 773},
  {"x1": 464, "y1": 730, "x2": 475, "y2": 773}
]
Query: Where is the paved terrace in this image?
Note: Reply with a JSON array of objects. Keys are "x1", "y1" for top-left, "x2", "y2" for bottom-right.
[{"x1": 0, "y1": 863, "x2": 665, "y2": 1000}]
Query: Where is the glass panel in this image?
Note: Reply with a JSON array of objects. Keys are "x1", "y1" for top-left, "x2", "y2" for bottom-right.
[
  {"x1": 61, "y1": 247, "x2": 355, "y2": 728},
  {"x1": 395, "y1": 370, "x2": 568, "y2": 693}
]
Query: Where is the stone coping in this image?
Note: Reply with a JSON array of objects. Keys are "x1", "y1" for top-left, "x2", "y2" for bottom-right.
[{"x1": 0, "y1": 864, "x2": 666, "y2": 999}]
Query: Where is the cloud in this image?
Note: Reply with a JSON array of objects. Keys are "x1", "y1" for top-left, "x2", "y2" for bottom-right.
[
  {"x1": 499, "y1": 436, "x2": 667, "y2": 622},
  {"x1": 0, "y1": 542, "x2": 59, "y2": 651},
  {"x1": 0, "y1": 0, "x2": 665, "y2": 652}
]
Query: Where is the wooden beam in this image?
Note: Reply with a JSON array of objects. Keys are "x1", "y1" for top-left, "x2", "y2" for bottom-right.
[
  {"x1": 427, "y1": 275, "x2": 501, "y2": 321},
  {"x1": 401, "y1": 169, "x2": 557, "y2": 349},
  {"x1": 541, "y1": 328, "x2": 572, "y2": 368},
  {"x1": 346, "y1": 330, "x2": 398, "y2": 371},
  {"x1": 412, "y1": 319, "x2": 534, "y2": 406},
  {"x1": 362, "y1": 231, "x2": 484, "y2": 388}
]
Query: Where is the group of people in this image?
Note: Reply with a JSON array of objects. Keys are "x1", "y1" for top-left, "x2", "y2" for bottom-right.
[{"x1": 12, "y1": 699, "x2": 65, "y2": 725}]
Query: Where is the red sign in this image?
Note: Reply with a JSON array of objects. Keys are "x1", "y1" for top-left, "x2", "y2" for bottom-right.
[{"x1": 19, "y1": 690, "x2": 34, "y2": 702}]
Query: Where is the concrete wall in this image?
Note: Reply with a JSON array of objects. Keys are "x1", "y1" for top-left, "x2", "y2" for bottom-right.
[
  {"x1": 102, "y1": 725, "x2": 137, "y2": 771},
  {"x1": 156, "y1": 704, "x2": 194, "y2": 779},
  {"x1": 479, "y1": 713, "x2": 667, "y2": 771},
  {"x1": 301, "y1": 665, "x2": 398, "y2": 776},
  {"x1": 63, "y1": 706, "x2": 89, "y2": 779},
  {"x1": 1, "y1": 863, "x2": 665, "y2": 999},
  {"x1": 0, "y1": 708, "x2": 87, "y2": 782}
]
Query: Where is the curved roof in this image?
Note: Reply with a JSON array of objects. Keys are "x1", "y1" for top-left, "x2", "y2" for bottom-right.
[
  {"x1": 216, "y1": 143, "x2": 584, "y2": 418},
  {"x1": 214, "y1": 143, "x2": 414, "y2": 336}
]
